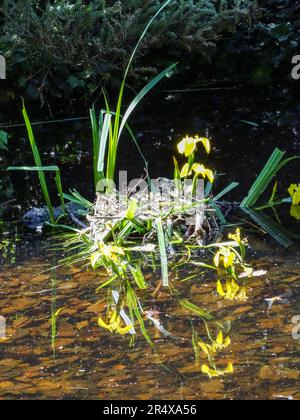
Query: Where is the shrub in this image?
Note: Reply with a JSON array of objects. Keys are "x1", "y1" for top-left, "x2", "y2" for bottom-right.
[{"x1": 0, "y1": 0, "x2": 256, "y2": 103}]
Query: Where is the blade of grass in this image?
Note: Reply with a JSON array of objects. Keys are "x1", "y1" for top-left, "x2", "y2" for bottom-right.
[
  {"x1": 213, "y1": 182, "x2": 239, "y2": 201},
  {"x1": 105, "y1": 0, "x2": 175, "y2": 184},
  {"x1": 241, "y1": 207, "x2": 293, "y2": 248},
  {"x1": 180, "y1": 299, "x2": 213, "y2": 321},
  {"x1": 241, "y1": 149, "x2": 286, "y2": 208},
  {"x1": 90, "y1": 106, "x2": 100, "y2": 190},
  {"x1": 130, "y1": 266, "x2": 147, "y2": 290},
  {"x1": 21, "y1": 103, "x2": 55, "y2": 223},
  {"x1": 156, "y1": 217, "x2": 169, "y2": 287},
  {"x1": 97, "y1": 113, "x2": 112, "y2": 176},
  {"x1": 126, "y1": 281, "x2": 153, "y2": 347}
]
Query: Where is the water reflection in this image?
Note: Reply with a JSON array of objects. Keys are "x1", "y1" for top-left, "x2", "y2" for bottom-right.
[{"x1": 0, "y1": 232, "x2": 299, "y2": 400}]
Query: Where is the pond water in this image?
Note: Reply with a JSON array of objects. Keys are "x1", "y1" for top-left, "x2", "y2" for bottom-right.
[
  {"x1": 0, "y1": 91, "x2": 300, "y2": 399},
  {"x1": 0, "y1": 227, "x2": 299, "y2": 400}
]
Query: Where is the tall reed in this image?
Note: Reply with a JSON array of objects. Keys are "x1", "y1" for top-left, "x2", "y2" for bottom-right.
[{"x1": 90, "y1": 0, "x2": 177, "y2": 191}]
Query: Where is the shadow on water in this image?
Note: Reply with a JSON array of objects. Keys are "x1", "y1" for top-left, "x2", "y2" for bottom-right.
[{"x1": 0, "y1": 91, "x2": 300, "y2": 399}]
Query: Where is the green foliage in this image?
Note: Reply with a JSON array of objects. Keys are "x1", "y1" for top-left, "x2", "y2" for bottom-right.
[
  {"x1": 215, "y1": 0, "x2": 300, "y2": 86},
  {"x1": 7, "y1": 104, "x2": 66, "y2": 223},
  {"x1": 0, "y1": 0, "x2": 255, "y2": 102},
  {"x1": 0, "y1": 130, "x2": 8, "y2": 151}
]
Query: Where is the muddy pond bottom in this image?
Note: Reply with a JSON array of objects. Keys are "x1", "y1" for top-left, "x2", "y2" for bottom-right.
[{"x1": 0, "y1": 233, "x2": 300, "y2": 400}]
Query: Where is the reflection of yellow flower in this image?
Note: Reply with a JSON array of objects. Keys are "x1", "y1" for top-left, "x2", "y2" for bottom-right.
[
  {"x1": 290, "y1": 205, "x2": 300, "y2": 220},
  {"x1": 217, "y1": 279, "x2": 243, "y2": 301},
  {"x1": 177, "y1": 136, "x2": 211, "y2": 157},
  {"x1": 91, "y1": 243, "x2": 125, "y2": 268},
  {"x1": 288, "y1": 184, "x2": 300, "y2": 205},
  {"x1": 237, "y1": 287, "x2": 248, "y2": 302},
  {"x1": 214, "y1": 247, "x2": 236, "y2": 269},
  {"x1": 98, "y1": 311, "x2": 133, "y2": 335},
  {"x1": 199, "y1": 331, "x2": 231, "y2": 355},
  {"x1": 201, "y1": 362, "x2": 233, "y2": 379}
]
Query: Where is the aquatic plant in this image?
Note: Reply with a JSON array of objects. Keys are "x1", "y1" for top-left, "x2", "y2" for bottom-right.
[
  {"x1": 241, "y1": 148, "x2": 300, "y2": 209},
  {"x1": 90, "y1": 0, "x2": 177, "y2": 189},
  {"x1": 0, "y1": 130, "x2": 8, "y2": 151},
  {"x1": 57, "y1": 132, "x2": 252, "y2": 379},
  {"x1": 7, "y1": 103, "x2": 65, "y2": 224},
  {"x1": 240, "y1": 148, "x2": 300, "y2": 246}
]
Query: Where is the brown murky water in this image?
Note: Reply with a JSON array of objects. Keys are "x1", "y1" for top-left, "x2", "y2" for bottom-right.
[{"x1": 0, "y1": 228, "x2": 299, "y2": 400}]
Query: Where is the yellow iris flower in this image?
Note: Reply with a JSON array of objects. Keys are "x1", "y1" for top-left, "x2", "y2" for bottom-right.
[
  {"x1": 177, "y1": 136, "x2": 211, "y2": 157},
  {"x1": 290, "y1": 205, "x2": 300, "y2": 220},
  {"x1": 179, "y1": 162, "x2": 214, "y2": 183},
  {"x1": 98, "y1": 311, "x2": 133, "y2": 335},
  {"x1": 288, "y1": 184, "x2": 300, "y2": 205},
  {"x1": 192, "y1": 163, "x2": 214, "y2": 184},
  {"x1": 214, "y1": 247, "x2": 236, "y2": 269}
]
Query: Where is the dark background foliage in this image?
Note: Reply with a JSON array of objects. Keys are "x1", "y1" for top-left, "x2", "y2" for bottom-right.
[{"x1": 0, "y1": 0, "x2": 299, "y2": 106}]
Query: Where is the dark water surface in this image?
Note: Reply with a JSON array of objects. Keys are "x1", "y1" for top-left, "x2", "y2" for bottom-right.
[{"x1": 0, "y1": 92, "x2": 300, "y2": 399}]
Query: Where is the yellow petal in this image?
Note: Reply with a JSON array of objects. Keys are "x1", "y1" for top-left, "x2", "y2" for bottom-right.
[
  {"x1": 180, "y1": 163, "x2": 191, "y2": 178},
  {"x1": 290, "y1": 205, "x2": 300, "y2": 220},
  {"x1": 205, "y1": 169, "x2": 214, "y2": 184},
  {"x1": 214, "y1": 253, "x2": 220, "y2": 268},
  {"x1": 216, "y1": 331, "x2": 224, "y2": 346},
  {"x1": 177, "y1": 137, "x2": 197, "y2": 157},
  {"x1": 177, "y1": 139, "x2": 186, "y2": 155},
  {"x1": 217, "y1": 280, "x2": 226, "y2": 297},
  {"x1": 288, "y1": 184, "x2": 296, "y2": 198},
  {"x1": 110, "y1": 246, "x2": 125, "y2": 256},
  {"x1": 198, "y1": 342, "x2": 210, "y2": 355},
  {"x1": 288, "y1": 184, "x2": 300, "y2": 205},
  {"x1": 225, "y1": 362, "x2": 234, "y2": 374},
  {"x1": 91, "y1": 252, "x2": 102, "y2": 268},
  {"x1": 224, "y1": 336, "x2": 231, "y2": 348},
  {"x1": 98, "y1": 317, "x2": 111, "y2": 331},
  {"x1": 201, "y1": 364, "x2": 210, "y2": 375},
  {"x1": 200, "y1": 137, "x2": 211, "y2": 154},
  {"x1": 117, "y1": 324, "x2": 133, "y2": 335},
  {"x1": 293, "y1": 192, "x2": 300, "y2": 206},
  {"x1": 201, "y1": 364, "x2": 222, "y2": 378}
]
